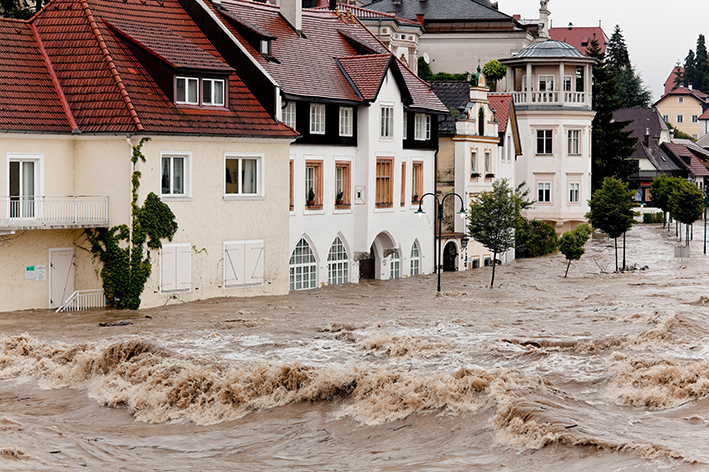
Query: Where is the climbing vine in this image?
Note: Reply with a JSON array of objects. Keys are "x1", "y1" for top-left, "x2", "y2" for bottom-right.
[{"x1": 85, "y1": 137, "x2": 178, "y2": 309}]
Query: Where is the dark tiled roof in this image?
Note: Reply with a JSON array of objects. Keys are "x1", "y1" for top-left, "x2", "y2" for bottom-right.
[
  {"x1": 549, "y1": 27, "x2": 608, "y2": 55},
  {"x1": 514, "y1": 39, "x2": 584, "y2": 59},
  {"x1": 488, "y1": 94, "x2": 511, "y2": 134},
  {"x1": 641, "y1": 142, "x2": 679, "y2": 173},
  {"x1": 2, "y1": 0, "x2": 295, "y2": 137},
  {"x1": 0, "y1": 19, "x2": 73, "y2": 132},
  {"x1": 614, "y1": 107, "x2": 667, "y2": 141},
  {"x1": 337, "y1": 54, "x2": 391, "y2": 100},
  {"x1": 430, "y1": 80, "x2": 468, "y2": 135},
  {"x1": 362, "y1": 0, "x2": 511, "y2": 21}
]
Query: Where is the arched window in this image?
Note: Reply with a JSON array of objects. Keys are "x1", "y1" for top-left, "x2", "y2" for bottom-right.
[
  {"x1": 478, "y1": 107, "x2": 485, "y2": 136},
  {"x1": 327, "y1": 237, "x2": 349, "y2": 285},
  {"x1": 410, "y1": 241, "x2": 420, "y2": 275},
  {"x1": 289, "y1": 238, "x2": 317, "y2": 290},
  {"x1": 390, "y1": 250, "x2": 400, "y2": 279}
]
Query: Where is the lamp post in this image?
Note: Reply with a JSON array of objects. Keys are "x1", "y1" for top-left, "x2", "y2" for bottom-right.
[{"x1": 415, "y1": 192, "x2": 467, "y2": 292}]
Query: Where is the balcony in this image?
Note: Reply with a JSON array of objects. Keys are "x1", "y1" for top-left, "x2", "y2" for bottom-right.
[
  {"x1": 509, "y1": 91, "x2": 592, "y2": 108},
  {"x1": 0, "y1": 196, "x2": 109, "y2": 231}
]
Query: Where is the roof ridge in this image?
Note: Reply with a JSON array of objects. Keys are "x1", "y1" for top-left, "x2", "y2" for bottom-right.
[
  {"x1": 79, "y1": 0, "x2": 143, "y2": 131},
  {"x1": 30, "y1": 23, "x2": 79, "y2": 132}
]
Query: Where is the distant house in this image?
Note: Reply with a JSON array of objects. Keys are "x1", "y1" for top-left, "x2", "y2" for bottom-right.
[
  {"x1": 186, "y1": 0, "x2": 447, "y2": 286},
  {"x1": 662, "y1": 141, "x2": 709, "y2": 189},
  {"x1": 0, "y1": 0, "x2": 297, "y2": 312},
  {"x1": 549, "y1": 25, "x2": 608, "y2": 56},
  {"x1": 654, "y1": 86, "x2": 709, "y2": 140}
]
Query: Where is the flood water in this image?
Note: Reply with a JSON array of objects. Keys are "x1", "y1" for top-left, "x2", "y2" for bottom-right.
[{"x1": 3, "y1": 223, "x2": 709, "y2": 471}]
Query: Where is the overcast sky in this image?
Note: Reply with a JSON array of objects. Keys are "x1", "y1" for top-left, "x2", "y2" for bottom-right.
[{"x1": 499, "y1": 0, "x2": 709, "y2": 101}]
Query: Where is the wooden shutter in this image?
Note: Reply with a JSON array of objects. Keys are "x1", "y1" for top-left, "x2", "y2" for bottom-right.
[
  {"x1": 224, "y1": 242, "x2": 245, "y2": 288},
  {"x1": 161, "y1": 245, "x2": 177, "y2": 292},
  {"x1": 177, "y1": 245, "x2": 191, "y2": 290},
  {"x1": 245, "y1": 241, "x2": 264, "y2": 285}
]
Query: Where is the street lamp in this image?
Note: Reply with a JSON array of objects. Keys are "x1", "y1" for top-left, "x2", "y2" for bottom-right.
[{"x1": 415, "y1": 192, "x2": 467, "y2": 292}]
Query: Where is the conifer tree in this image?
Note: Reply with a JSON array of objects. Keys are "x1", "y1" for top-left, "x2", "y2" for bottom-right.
[
  {"x1": 684, "y1": 49, "x2": 697, "y2": 89},
  {"x1": 695, "y1": 34, "x2": 709, "y2": 93},
  {"x1": 605, "y1": 25, "x2": 651, "y2": 107}
]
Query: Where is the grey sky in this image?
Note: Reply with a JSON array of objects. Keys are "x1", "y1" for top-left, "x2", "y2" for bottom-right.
[{"x1": 500, "y1": 0, "x2": 709, "y2": 101}]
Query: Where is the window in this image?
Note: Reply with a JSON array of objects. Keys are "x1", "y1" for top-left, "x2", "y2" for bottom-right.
[
  {"x1": 537, "y1": 130, "x2": 553, "y2": 155},
  {"x1": 576, "y1": 67, "x2": 584, "y2": 92},
  {"x1": 161, "y1": 154, "x2": 188, "y2": 196},
  {"x1": 410, "y1": 241, "x2": 420, "y2": 275},
  {"x1": 380, "y1": 105, "x2": 394, "y2": 138},
  {"x1": 260, "y1": 39, "x2": 270, "y2": 55},
  {"x1": 327, "y1": 237, "x2": 349, "y2": 285},
  {"x1": 679, "y1": 97, "x2": 684, "y2": 103},
  {"x1": 176, "y1": 77, "x2": 198, "y2": 105},
  {"x1": 538, "y1": 182, "x2": 551, "y2": 203},
  {"x1": 478, "y1": 107, "x2": 484, "y2": 135},
  {"x1": 523, "y1": 75, "x2": 527, "y2": 91},
  {"x1": 677, "y1": 115, "x2": 684, "y2": 124},
  {"x1": 339, "y1": 107, "x2": 353, "y2": 137},
  {"x1": 403, "y1": 112, "x2": 408, "y2": 140},
  {"x1": 8, "y1": 156, "x2": 38, "y2": 218},
  {"x1": 290, "y1": 238, "x2": 317, "y2": 290},
  {"x1": 202, "y1": 79, "x2": 225, "y2": 106},
  {"x1": 390, "y1": 250, "x2": 400, "y2": 279},
  {"x1": 310, "y1": 104, "x2": 326, "y2": 134},
  {"x1": 375, "y1": 158, "x2": 393, "y2": 208},
  {"x1": 415, "y1": 114, "x2": 431, "y2": 140},
  {"x1": 400, "y1": 162, "x2": 406, "y2": 207},
  {"x1": 470, "y1": 150, "x2": 478, "y2": 176},
  {"x1": 539, "y1": 75, "x2": 554, "y2": 92},
  {"x1": 484, "y1": 151, "x2": 491, "y2": 175},
  {"x1": 569, "y1": 182, "x2": 580, "y2": 203},
  {"x1": 224, "y1": 240, "x2": 264, "y2": 288},
  {"x1": 160, "y1": 243, "x2": 191, "y2": 292},
  {"x1": 289, "y1": 160, "x2": 294, "y2": 210},
  {"x1": 411, "y1": 161, "x2": 423, "y2": 203},
  {"x1": 305, "y1": 160, "x2": 323, "y2": 207},
  {"x1": 692, "y1": 115, "x2": 699, "y2": 123},
  {"x1": 335, "y1": 161, "x2": 351, "y2": 207},
  {"x1": 283, "y1": 102, "x2": 296, "y2": 129},
  {"x1": 225, "y1": 156, "x2": 260, "y2": 196},
  {"x1": 662, "y1": 115, "x2": 669, "y2": 123},
  {"x1": 563, "y1": 75, "x2": 572, "y2": 92},
  {"x1": 567, "y1": 130, "x2": 580, "y2": 155}
]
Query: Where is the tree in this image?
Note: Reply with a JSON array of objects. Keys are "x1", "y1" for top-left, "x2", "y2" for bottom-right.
[
  {"x1": 417, "y1": 57, "x2": 434, "y2": 81},
  {"x1": 586, "y1": 36, "x2": 637, "y2": 192},
  {"x1": 650, "y1": 175, "x2": 675, "y2": 228},
  {"x1": 672, "y1": 62, "x2": 684, "y2": 90},
  {"x1": 606, "y1": 25, "x2": 631, "y2": 70},
  {"x1": 559, "y1": 223, "x2": 593, "y2": 277},
  {"x1": 695, "y1": 34, "x2": 709, "y2": 93},
  {"x1": 85, "y1": 138, "x2": 178, "y2": 309},
  {"x1": 467, "y1": 179, "x2": 521, "y2": 287},
  {"x1": 669, "y1": 179, "x2": 704, "y2": 246},
  {"x1": 603, "y1": 25, "x2": 651, "y2": 108},
  {"x1": 515, "y1": 218, "x2": 558, "y2": 257},
  {"x1": 586, "y1": 177, "x2": 637, "y2": 272},
  {"x1": 482, "y1": 60, "x2": 506, "y2": 92},
  {"x1": 684, "y1": 49, "x2": 697, "y2": 89}
]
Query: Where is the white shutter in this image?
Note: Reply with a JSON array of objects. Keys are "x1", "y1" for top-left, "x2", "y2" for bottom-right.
[
  {"x1": 245, "y1": 240, "x2": 264, "y2": 285},
  {"x1": 224, "y1": 242, "x2": 245, "y2": 288},
  {"x1": 176, "y1": 244, "x2": 191, "y2": 290},
  {"x1": 161, "y1": 245, "x2": 177, "y2": 292}
]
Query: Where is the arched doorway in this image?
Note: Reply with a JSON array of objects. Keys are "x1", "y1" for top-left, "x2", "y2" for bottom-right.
[
  {"x1": 443, "y1": 241, "x2": 458, "y2": 272},
  {"x1": 359, "y1": 245, "x2": 375, "y2": 280}
]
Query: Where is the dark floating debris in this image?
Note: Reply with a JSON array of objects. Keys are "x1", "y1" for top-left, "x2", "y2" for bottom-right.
[{"x1": 98, "y1": 321, "x2": 134, "y2": 327}]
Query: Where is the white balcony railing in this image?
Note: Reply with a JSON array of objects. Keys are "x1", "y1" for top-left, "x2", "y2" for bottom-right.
[
  {"x1": 510, "y1": 91, "x2": 591, "y2": 107},
  {"x1": 56, "y1": 289, "x2": 106, "y2": 312},
  {"x1": 0, "y1": 196, "x2": 109, "y2": 230}
]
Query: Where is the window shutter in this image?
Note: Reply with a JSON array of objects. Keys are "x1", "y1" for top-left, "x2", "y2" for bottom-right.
[
  {"x1": 161, "y1": 245, "x2": 177, "y2": 292},
  {"x1": 224, "y1": 242, "x2": 245, "y2": 287},
  {"x1": 245, "y1": 241, "x2": 264, "y2": 285},
  {"x1": 177, "y1": 245, "x2": 191, "y2": 290}
]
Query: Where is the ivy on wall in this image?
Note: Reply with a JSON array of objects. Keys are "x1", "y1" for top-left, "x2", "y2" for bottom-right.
[{"x1": 85, "y1": 138, "x2": 178, "y2": 309}]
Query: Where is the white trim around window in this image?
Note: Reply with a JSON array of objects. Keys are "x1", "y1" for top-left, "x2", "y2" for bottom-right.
[
  {"x1": 176, "y1": 76, "x2": 199, "y2": 105},
  {"x1": 569, "y1": 181, "x2": 580, "y2": 204},
  {"x1": 339, "y1": 106, "x2": 353, "y2": 137},
  {"x1": 160, "y1": 151, "x2": 192, "y2": 199},
  {"x1": 414, "y1": 113, "x2": 431, "y2": 141},
  {"x1": 202, "y1": 78, "x2": 225, "y2": 106},
  {"x1": 283, "y1": 102, "x2": 296, "y2": 129},
  {"x1": 537, "y1": 181, "x2": 551, "y2": 203},
  {"x1": 380, "y1": 104, "x2": 394, "y2": 139},
  {"x1": 567, "y1": 129, "x2": 580, "y2": 155},
  {"x1": 224, "y1": 153, "x2": 264, "y2": 199},
  {"x1": 310, "y1": 103, "x2": 326, "y2": 135},
  {"x1": 6, "y1": 153, "x2": 43, "y2": 200}
]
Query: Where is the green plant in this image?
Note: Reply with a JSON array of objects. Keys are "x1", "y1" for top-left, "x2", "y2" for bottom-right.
[
  {"x1": 85, "y1": 138, "x2": 178, "y2": 309},
  {"x1": 516, "y1": 218, "x2": 558, "y2": 258},
  {"x1": 559, "y1": 223, "x2": 593, "y2": 277},
  {"x1": 336, "y1": 191, "x2": 344, "y2": 204},
  {"x1": 642, "y1": 212, "x2": 663, "y2": 224},
  {"x1": 481, "y1": 59, "x2": 506, "y2": 91},
  {"x1": 308, "y1": 187, "x2": 316, "y2": 204}
]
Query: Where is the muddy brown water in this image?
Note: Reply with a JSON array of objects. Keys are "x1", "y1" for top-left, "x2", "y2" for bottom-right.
[{"x1": 3, "y1": 224, "x2": 709, "y2": 471}]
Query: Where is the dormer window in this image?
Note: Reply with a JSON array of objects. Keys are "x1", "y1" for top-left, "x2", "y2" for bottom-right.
[
  {"x1": 176, "y1": 76, "x2": 227, "y2": 107},
  {"x1": 260, "y1": 39, "x2": 270, "y2": 55}
]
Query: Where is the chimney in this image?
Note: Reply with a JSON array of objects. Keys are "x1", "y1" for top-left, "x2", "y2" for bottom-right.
[
  {"x1": 280, "y1": 0, "x2": 302, "y2": 33},
  {"x1": 644, "y1": 128, "x2": 652, "y2": 148},
  {"x1": 512, "y1": 14, "x2": 520, "y2": 20},
  {"x1": 416, "y1": 13, "x2": 424, "y2": 26},
  {"x1": 689, "y1": 84, "x2": 694, "y2": 90},
  {"x1": 539, "y1": 0, "x2": 550, "y2": 39}
]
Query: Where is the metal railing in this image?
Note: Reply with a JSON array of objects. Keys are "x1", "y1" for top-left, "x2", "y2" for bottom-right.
[
  {"x1": 56, "y1": 289, "x2": 106, "y2": 312},
  {"x1": 0, "y1": 196, "x2": 109, "y2": 229}
]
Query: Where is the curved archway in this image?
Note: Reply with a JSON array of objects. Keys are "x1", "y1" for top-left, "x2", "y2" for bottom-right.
[
  {"x1": 443, "y1": 241, "x2": 459, "y2": 272},
  {"x1": 289, "y1": 237, "x2": 318, "y2": 290},
  {"x1": 327, "y1": 236, "x2": 349, "y2": 285},
  {"x1": 410, "y1": 240, "x2": 421, "y2": 276}
]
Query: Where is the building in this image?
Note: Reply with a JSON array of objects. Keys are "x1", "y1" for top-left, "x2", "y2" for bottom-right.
[
  {"x1": 185, "y1": 0, "x2": 447, "y2": 287},
  {"x1": 0, "y1": 0, "x2": 297, "y2": 311},
  {"x1": 549, "y1": 24, "x2": 608, "y2": 56},
  {"x1": 655, "y1": 86, "x2": 709, "y2": 140},
  {"x1": 500, "y1": 39, "x2": 596, "y2": 233}
]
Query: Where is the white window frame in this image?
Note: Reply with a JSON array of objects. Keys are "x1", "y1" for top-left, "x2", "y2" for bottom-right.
[
  {"x1": 569, "y1": 182, "x2": 580, "y2": 203},
  {"x1": 662, "y1": 115, "x2": 669, "y2": 122},
  {"x1": 539, "y1": 75, "x2": 554, "y2": 92},
  {"x1": 283, "y1": 102, "x2": 296, "y2": 129},
  {"x1": 176, "y1": 76, "x2": 199, "y2": 105},
  {"x1": 160, "y1": 152, "x2": 191, "y2": 198},
  {"x1": 410, "y1": 241, "x2": 420, "y2": 275},
  {"x1": 692, "y1": 115, "x2": 699, "y2": 123},
  {"x1": 537, "y1": 129, "x2": 553, "y2": 155},
  {"x1": 484, "y1": 151, "x2": 491, "y2": 175},
  {"x1": 563, "y1": 75, "x2": 572, "y2": 92},
  {"x1": 537, "y1": 182, "x2": 551, "y2": 203},
  {"x1": 260, "y1": 39, "x2": 270, "y2": 55},
  {"x1": 470, "y1": 150, "x2": 477, "y2": 175},
  {"x1": 224, "y1": 240, "x2": 264, "y2": 288},
  {"x1": 380, "y1": 105, "x2": 394, "y2": 139},
  {"x1": 7, "y1": 153, "x2": 42, "y2": 219},
  {"x1": 414, "y1": 114, "x2": 431, "y2": 141},
  {"x1": 160, "y1": 243, "x2": 191, "y2": 293},
  {"x1": 339, "y1": 106, "x2": 353, "y2": 137},
  {"x1": 310, "y1": 103, "x2": 326, "y2": 135},
  {"x1": 290, "y1": 238, "x2": 318, "y2": 290},
  {"x1": 677, "y1": 115, "x2": 684, "y2": 124},
  {"x1": 403, "y1": 112, "x2": 408, "y2": 140},
  {"x1": 389, "y1": 249, "x2": 400, "y2": 279},
  {"x1": 225, "y1": 154, "x2": 263, "y2": 198},
  {"x1": 679, "y1": 97, "x2": 684, "y2": 103},
  {"x1": 202, "y1": 78, "x2": 225, "y2": 106},
  {"x1": 327, "y1": 236, "x2": 349, "y2": 285},
  {"x1": 567, "y1": 130, "x2": 580, "y2": 155}
]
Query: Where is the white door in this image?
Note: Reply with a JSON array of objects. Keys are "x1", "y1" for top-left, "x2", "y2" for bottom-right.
[{"x1": 49, "y1": 248, "x2": 74, "y2": 309}]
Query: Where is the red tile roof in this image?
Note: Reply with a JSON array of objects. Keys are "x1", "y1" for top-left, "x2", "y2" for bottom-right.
[
  {"x1": 488, "y1": 94, "x2": 511, "y2": 134},
  {"x1": 549, "y1": 26, "x2": 608, "y2": 55},
  {"x1": 700, "y1": 108, "x2": 709, "y2": 120},
  {"x1": 664, "y1": 66, "x2": 683, "y2": 96},
  {"x1": 337, "y1": 54, "x2": 391, "y2": 100},
  {"x1": 0, "y1": 0, "x2": 296, "y2": 137},
  {"x1": 664, "y1": 142, "x2": 709, "y2": 178},
  {"x1": 657, "y1": 86, "x2": 709, "y2": 104}
]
